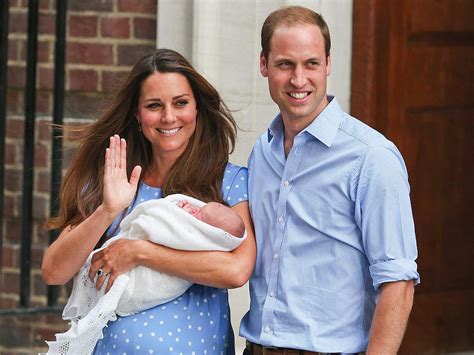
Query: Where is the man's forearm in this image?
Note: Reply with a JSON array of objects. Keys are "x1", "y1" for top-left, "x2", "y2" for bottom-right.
[{"x1": 367, "y1": 280, "x2": 415, "y2": 354}]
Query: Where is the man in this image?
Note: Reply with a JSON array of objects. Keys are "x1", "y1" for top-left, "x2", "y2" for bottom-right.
[{"x1": 240, "y1": 6, "x2": 420, "y2": 355}]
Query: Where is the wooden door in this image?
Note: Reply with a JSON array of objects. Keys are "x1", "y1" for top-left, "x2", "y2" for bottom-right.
[{"x1": 351, "y1": 0, "x2": 474, "y2": 352}]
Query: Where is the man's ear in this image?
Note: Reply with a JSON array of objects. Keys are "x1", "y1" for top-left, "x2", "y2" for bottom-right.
[
  {"x1": 260, "y1": 52, "x2": 268, "y2": 77},
  {"x1": 326, "y1": 53, "x2": 332, "y2": 76}
]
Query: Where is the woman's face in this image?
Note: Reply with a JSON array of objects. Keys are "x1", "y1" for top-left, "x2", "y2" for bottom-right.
[{"x1": 137, "y1": 71, "x2": 197, "y2": 163}]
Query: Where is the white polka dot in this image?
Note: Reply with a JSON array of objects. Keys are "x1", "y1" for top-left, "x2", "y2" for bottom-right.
[
  {"x1": 210, "y1": 320, "x2": 214, "y2": 324},
  {"x1": 235, "y1": 184, "x2": 239, "y2": 188},
  {"x1": 136, "y1": 346, "x2": 140, "y2": 350},
  {"x1": 203, "y1": 298, "x2": 208, "y2": 303},
  {"x1": 168, "y1": 331, "x2": 173, "y2": 336},
  {"x1": 213, "y1": 346, "x2": 216, "y2": 350},
  {"x1": 149, "y1": 350, "x2": 154, "y2": 354},
  {"x1": 138, "y1": 333, "x2": 143, "y2": 338},
  {"x1": 122, "y1": 329, "x2": 126, "y2": 334},
  {"x1": 169, "y1": 347, "x2": 173, "y2": 351},
  {"x1": 114, "y1": 334, "x2": 117, "y2": 339},
  {"x1": 133, "y1": 318, "x2": 137, "y2": 322},
  {"x1": 141, "y1": 311, "x2": 147, "y2": 314},
  {"x1": 227, "y1": 196, "x2": 231, "y2": 201},
  {"x1": 188, "y1": 325, "x2": 192, "y2": 329},
  {"x1": 159, "y1": 337, "x2": 164, "y2": 342},
  {"x1": 207, "y1": 312, "x2": 211, "y2": 316},
  {"x1": 188, "y1": 341, "x2": 192, "y2": 346},
  {"x1": 187, "y1": 316, "x2": 191, "y2": 320},
  {"x1": 178, "y1": 297, "x2": 183, "y2": 300},
  {"x1": 125, "y1": 338, "x2": 130, "y2": 343},
  {"x1": 140, "y1": 198, "x2": 144, "y2": 202},
  {"x1": 151, "y1": 332, "x2": 156, "y2": 336},
  {"x1": 160, "y1": 320, "x2": 164, "y2": 325},
  {"x1": 226, "y1": 185, "x2": 230, "y2": 190},
  {"x1": 238, "y1": 198, "x2": 243, "y2": 201},
  {"x1": 113, "y1": 345, "x2": 116, "y2": 349},
  {"x1": 212, "y1": 293, "x2": 216, "y2": 298},
  {"x1": 177, "y1": 328, "x2": 181, "y2": 332},
  {"x1": 183, "y1": 306, "x2": 188, "y2": 310},
  {"x1": 143, "y1": 321, "x2": 148, "y2": 326},
  {"x1": 204, "y1": 350, "x2": 207, "y2": 354},
  {"x1": 196, "y1": 302, "x2": 200, "y2": 306},
  {"x1": 213, "y1": 334, "x2": 217, "y2": 339},
  {"x1": 223, "y1": 314, "x2": 227, "y2": 319},
  {"x1": 174, "y1": 315, "x2": 178, "y2": 319},
  {"x1": 176, "y1": 337, "x2": 180, "y2": 342},
  {"x1": 198, "y1": 326, "x2": 202, "y2": 331},
  {"x1": 201, "y1": 338, "x2": 205, "y2": 343},
  {"x1": 161, "y1": 306, "x2": 167, "y2": 310},
  {"x1": 173, "y1": 300, "x2": 178, "y2": 304},
  {"x1": 244, "y1": 194, "x2": 248, "y2": 198},
  {"x1": 199, "y1": 312, "x2": 204, "y2": 316},
  {"x1": 190, "y1": 292, "x2": 194, "y2": 296},
  {"x1": 149, "y1": 315, "x2": 154, "y2": 319},
  {"x1": 146, "y1": 186, "x2": 150, "y2": 190},
  {"x1": 226, "y1": 170, "x2": 231, "y2": 173},
  {"x1": 154, "y1": 192, "x2": 159, "y2": 196}
]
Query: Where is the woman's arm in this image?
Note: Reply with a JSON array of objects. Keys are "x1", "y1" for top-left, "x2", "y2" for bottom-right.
[
  {"x1": 90, "y1": 200, "x2": 256, "y2": 291},
  {"x1": 42, "y1": 136, "x2": 141, "y2": 285}
]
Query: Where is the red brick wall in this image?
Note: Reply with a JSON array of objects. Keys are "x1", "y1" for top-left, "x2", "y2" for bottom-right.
[{"x1": 1, "y1": 0, "x2": 157, "y2": 311}]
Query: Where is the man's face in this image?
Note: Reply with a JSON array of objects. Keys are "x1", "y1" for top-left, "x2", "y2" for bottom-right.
[{"x1": 261, "y1": 24, "x2": 331, "y2": 129}]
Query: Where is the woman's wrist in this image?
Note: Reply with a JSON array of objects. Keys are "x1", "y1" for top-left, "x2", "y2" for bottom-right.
[{"x1": 96, "y1": 203, "x2": 122, "y2": 225}]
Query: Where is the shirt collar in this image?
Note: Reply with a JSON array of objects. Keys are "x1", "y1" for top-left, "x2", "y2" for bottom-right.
[{"x1": 267, "y1": 95, "x2": 343, "y2": 147}]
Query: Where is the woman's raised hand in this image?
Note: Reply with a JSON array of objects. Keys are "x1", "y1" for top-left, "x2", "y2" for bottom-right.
[{"x1": 102, "y1": 135, "x2": 142, "y2": 216}]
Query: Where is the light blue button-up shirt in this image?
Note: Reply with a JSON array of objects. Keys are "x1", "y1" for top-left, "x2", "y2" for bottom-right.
[{"x1": 240, "y1": 96, "x2": 420, "y2": 353}]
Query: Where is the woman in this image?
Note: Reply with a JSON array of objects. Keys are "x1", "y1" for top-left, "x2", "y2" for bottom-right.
[{"x1": 42, "y1": 48, "x2": 256, "y2": 354}]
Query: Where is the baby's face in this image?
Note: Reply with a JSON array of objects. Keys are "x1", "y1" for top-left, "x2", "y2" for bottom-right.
[{"x1": 178, "y1": 200, "x2": 203, "y2": 220}]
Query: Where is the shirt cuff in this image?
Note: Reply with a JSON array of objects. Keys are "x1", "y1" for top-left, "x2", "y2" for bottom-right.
[{"x1": 369, "y1": 258, "x2": 420, "y2": 290}]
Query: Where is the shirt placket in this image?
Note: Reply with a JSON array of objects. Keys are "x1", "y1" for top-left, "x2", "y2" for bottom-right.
[{"x1": 260, "y1": 135, "x2": 305, "y2": 342}]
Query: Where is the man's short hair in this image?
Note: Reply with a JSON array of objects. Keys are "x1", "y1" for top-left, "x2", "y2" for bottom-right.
[{"x1": 261, "y1": 5, "x2": 331, "y2": 61}]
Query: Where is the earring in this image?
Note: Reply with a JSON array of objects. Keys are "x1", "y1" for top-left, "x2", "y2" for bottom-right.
[{"x1": 136, "y1": 117, "x2": 142, "y2": 132}]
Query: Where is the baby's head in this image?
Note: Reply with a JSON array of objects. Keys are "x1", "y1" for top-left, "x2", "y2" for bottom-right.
[
  {"x1": 178, "y1": 200, "x2": 245, "y2": 238},
  {"x1": 200, "y1": 202, "x2": 245, "y2": 238}
]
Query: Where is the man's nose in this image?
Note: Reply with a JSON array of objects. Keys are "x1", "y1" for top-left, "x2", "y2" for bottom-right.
[{"x1": 289, "y1": 66, "x2": 306, "y2": 88}]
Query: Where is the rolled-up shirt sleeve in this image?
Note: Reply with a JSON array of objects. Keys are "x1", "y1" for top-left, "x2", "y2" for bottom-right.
[{"x1": 354, "y1": 144, "x2": 420, "y2": 290}]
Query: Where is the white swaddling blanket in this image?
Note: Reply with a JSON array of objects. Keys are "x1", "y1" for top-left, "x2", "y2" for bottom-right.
[{"x1": 46, "y1": 194, "x2": 246, "y2": 354}]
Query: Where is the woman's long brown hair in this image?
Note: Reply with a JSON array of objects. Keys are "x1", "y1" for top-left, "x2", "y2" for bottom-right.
[{"x1": 45, "y1": 49, "x2": 236, "y2": 231}]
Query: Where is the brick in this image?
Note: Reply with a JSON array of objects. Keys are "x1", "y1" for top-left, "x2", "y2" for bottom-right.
[
  {"x1": 64, "y1": 92, "x2": 105, "y2": 118},
  {"x1": 32, "y1": 247, "x2": 46, "y2": 269},
  {"x1": 3, "y1": 196, "x2": 17, "y2": 218},
  {"x1": 3, "y1": 271, "x2": 19, "y2": 294},
  {"x1": 38, "y1": 67, "x2": 54, "y2": 90},
  {"x1": 7, "y1": 89, "x2": 24, "y2": 114},
  {"x1": 68, "y1": 0, "x2": 113, "y2": 12},
  {"x1": 5, "y1": 143, "x2": 18, "y2": 165},
  {"x1": 38, "y1": 40, "x2": 51, "y2": 63},
  {"x1": 34, "y1": 143, "x2": 49, "y2": 168},
  {"x1": 33, "y1": 194, "x2": 49, "y2": 220},
  {"x1": 101, "y1": 70, "x2": 128, "y2": 93},
  {"x1": 5, "y1": 219, "x2": 22, "y2": 242},
  {"x1": 101, "y1": 17, "x2": 130, "y2": 39},
  {"x1": 5, "y1": 169, "x2": 23, "y2": 192},
  {"x1": 37, "y1": 90, "x2": 52, "y2": 115},
  {"x1": 66, "y1": 42, "x2": 114, "y2": 65},
  {"x1": 0, "y1": 298, "x2": 17, "y2": 308},
  {"x1": 117, "y1": 44, "x2": 155, "y2": 66},
  {"x1": 69, "y1": 14, "x2": 98, "y2": 38},
  {"x1": 38, "y1": 119, "x2": 52, "y2": 141},
  {"x1": 9, "y1": 12, "x2": 27, "y2": 34},
  {"x1": 8, "y1": 65, "x2": 26, "y2": 89},
  {"x1": 134, "y1": 17, "x2": 156, "y2": 40},
  {"x1": 6, "y1": 117, "x2": 24, "y2": 138},
  {"x1": 118, "y1": 0, "x2": 157, "y2": 14},
  {"x1": 39, "y1": 0, "x2": 53, "y2": 10},
  {"x1": 39, "y1": 13, "x2": 55, "y2": 35},
  {"x1": 2, "y1": 244, "x2": 20, "y2": 268},
  {"x1": 68, "y1": 68, "x2": 98, "y2": 91},
  {"x1": 8, "y1": 39, "x2": 20, "y2": 61},
  {"x1": 36, "y1": 170, "x2": 51, "y2": 193}
]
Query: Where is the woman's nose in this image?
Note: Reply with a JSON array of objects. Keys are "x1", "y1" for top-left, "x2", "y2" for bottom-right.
[{"x1": 161, "y1": 106, "x2": 176, "y2": 123}]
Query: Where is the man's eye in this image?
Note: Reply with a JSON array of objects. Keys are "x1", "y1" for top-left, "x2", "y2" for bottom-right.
[{"x1": 279, "y1": 61, "x2": 291, "y2": 67}]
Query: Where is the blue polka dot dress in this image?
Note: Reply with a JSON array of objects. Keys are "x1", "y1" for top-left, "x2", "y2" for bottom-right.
[{"x1": 94, "y1": 163, "x2": 248, "y2": 355}]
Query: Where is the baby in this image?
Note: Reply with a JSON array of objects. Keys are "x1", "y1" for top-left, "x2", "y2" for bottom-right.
[
  {"x1": 48, "y1": 194, "x2": 246, "y2": 354},
  {"x1": 177, "y1": 200, "x2": 245, "y2": 238}
]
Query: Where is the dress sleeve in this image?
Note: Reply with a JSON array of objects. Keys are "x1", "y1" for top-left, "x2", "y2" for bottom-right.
[
  {"x1": 353, "y1": 145, "x2": 420, "y2": 290},
  {"x1": 221, "y1": 163, "x2": 249, "y2": 207}
]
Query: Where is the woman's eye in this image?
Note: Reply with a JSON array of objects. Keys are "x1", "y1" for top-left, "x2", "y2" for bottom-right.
[
  {"x1": 176, "y1": 100, "x2": 188, "y2": 107},
  {"x1": 147, "y1": 102, "x2": 161, "y2": 109}
]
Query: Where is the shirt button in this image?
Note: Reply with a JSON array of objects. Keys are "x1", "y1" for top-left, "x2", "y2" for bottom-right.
[
  {"x1": 283, "y1": 180, "x2": 289, "y2": 187},
  {"x1": 278, "y1": 216, "x2": 284, "y2": 223},
  {"x1": 269, "y1": 290, "x2": 275, "y2": 297},
  {"x1": 273, "y1": 253, "x2": 279, "y2": 259},
  {"x1": 264, "y1": 326, "x2": 271, "y2": 333}
]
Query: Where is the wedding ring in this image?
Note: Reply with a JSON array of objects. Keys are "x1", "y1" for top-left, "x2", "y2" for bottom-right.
[{"x1": 97, "y1": 268, "x2": 104, "y2": 277}]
